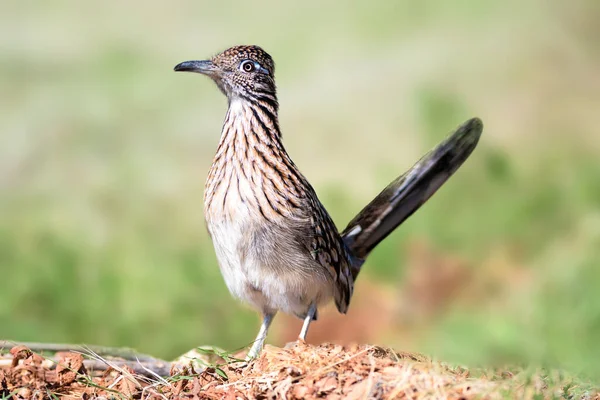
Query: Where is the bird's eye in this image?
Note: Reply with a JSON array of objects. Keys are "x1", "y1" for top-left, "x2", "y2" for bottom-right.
[{"x1": 240, "y1": 60, "x2": 257, "y2": 73}]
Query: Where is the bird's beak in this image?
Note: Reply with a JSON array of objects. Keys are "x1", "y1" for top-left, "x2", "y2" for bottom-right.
[{"x1": 173, "y1": 60, "x2": 216, "y2": 75}]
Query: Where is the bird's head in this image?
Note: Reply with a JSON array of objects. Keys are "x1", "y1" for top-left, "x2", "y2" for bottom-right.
[{"x1": 174, "y1": 45, "x2": 276, "y2": 103}]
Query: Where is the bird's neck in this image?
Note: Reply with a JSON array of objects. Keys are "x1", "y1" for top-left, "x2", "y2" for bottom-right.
[
  {"x1": 204, "y1": 95, "x2": 308, "y2": 218},
  {"x1": 218, "y1": 96, "x2": 284, "y2": 153}
]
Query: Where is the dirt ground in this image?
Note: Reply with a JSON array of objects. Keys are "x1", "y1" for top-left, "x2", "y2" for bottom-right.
[{"x1": 2, "y1": 342, "x2": 596, "y2": 399}]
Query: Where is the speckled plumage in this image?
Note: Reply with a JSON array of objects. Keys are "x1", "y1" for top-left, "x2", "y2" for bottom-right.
[
  {"x1": 174, "y1": 45, "x2": 483, "y2": 359},
  {"x1": 204, "y1": 95, "x2": 354, "y2": 319}
]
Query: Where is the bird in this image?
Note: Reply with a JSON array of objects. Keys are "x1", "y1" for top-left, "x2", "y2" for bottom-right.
[{"x1": 174, "y1": 45, "x2": 483, "y2": 359}]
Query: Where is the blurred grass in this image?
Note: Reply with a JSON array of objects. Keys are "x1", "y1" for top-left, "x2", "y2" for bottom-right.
[{"x1": 2, "y1": 0, "x2": 600, "y2": 384}]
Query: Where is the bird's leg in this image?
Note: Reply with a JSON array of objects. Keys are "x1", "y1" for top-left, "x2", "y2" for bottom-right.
[
  {"x1": 299, "y1": 303, "x2": 317, "y2": 341},
  {"x1": 246, "y1": 312, "x2": 275, "y2": 360}
]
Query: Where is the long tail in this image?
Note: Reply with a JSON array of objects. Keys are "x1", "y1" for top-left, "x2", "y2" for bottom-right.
[{"x1": 342, "y1": 117, "x2": 483, "y2": 261}]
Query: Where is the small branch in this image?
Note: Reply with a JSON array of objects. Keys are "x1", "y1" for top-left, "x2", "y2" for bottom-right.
[
  {"x1": 0, "y1": 358, "x2": 172, "y2": 378},
  {"x1": 83, "y1": 359, "x2": 172, "y2": 378},
  {"x1": 0, "y1": 340, "x2": 174, "y2": 378},
  {"x1": 0, "y1": 341, "x2": 159, "y2": 363}
]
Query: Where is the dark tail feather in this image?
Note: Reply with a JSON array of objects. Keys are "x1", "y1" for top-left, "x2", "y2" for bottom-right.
[{"x1": 342, "y1": 117, "x2": 483, "y2": 260}]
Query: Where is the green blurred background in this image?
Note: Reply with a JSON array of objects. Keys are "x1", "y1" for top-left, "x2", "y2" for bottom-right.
[{"x1": 2, "y1": 0, "x2": 600, "y2": 381}]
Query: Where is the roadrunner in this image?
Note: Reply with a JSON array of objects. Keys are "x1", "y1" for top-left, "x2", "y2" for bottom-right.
[{"x1": 174, "y1": 45, "x2": 483, "y2": 359}]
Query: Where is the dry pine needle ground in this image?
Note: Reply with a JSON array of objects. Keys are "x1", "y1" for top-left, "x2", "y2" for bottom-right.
[{"x1": 0, "y1": 342, "x2": 597, "y2": 399}]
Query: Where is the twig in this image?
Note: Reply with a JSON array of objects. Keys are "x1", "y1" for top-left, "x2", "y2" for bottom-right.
[
  {"x1": 83, "y1": 359, "x2": 172, "y2": 378},
  {"x1": 0, "y1": 340, "x2": 158, "y2": 363},
  {"x1": 0, "y1": 356, "x2": 172, "y2": 378},
  {"x1": 0, "y1": 341, "x2": 172, "y2": 378}
]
